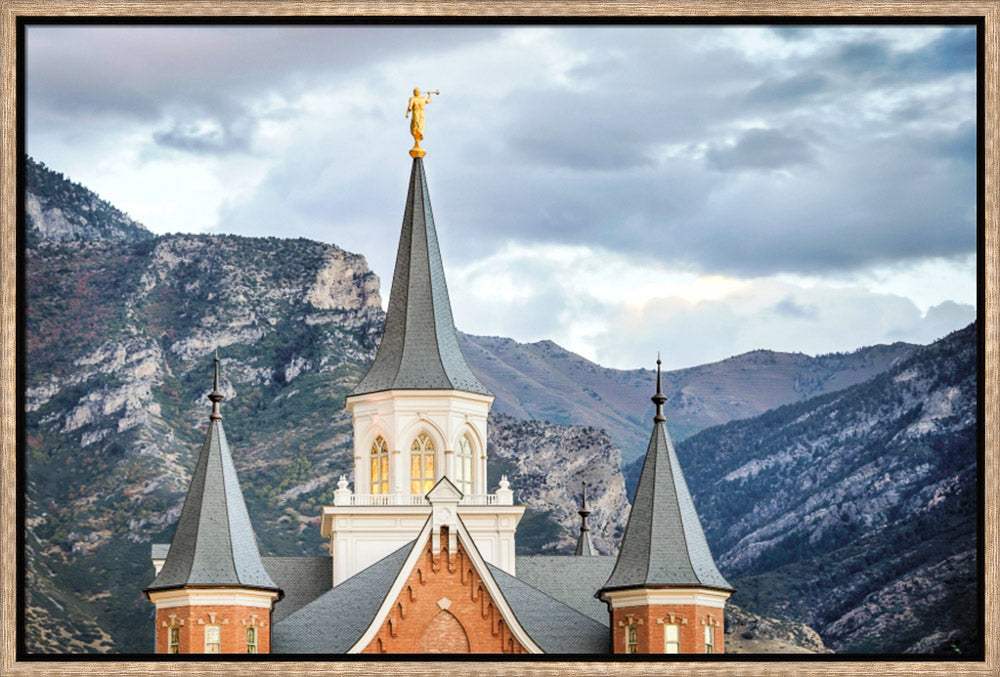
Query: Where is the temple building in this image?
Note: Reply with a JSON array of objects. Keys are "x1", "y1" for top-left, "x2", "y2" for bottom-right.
[{"x1": 144, "y1": 102, "x2": 733, "y2": 654}]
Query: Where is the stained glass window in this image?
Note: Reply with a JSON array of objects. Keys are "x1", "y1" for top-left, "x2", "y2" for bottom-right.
[
  {"x1": 410, "y1": 433, "x2": 435, "y2": 495},
  {"x1": 370, "y1": 436, "x2": 389, "y2": 494}
]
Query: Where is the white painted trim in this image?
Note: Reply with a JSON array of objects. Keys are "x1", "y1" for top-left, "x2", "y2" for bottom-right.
[
  {"x1": 346, "y1": 389, "x2": 495, "y2": 411},
  {"x1": 602, "y1": 587, "x2": 731, "y2": 610},
  {"x1": 345, "y1": 515, "x2": 543, "y2": 654},
  {"x1": 147, "y1": 588, "x2": 279, "y2": 610}
]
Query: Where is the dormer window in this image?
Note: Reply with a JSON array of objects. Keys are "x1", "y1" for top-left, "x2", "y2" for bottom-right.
[
  {"x1": 454, "y1": 435, "x2": 473, "y2": 495},
  {"x1": 410, "y1": 433, "x2": 435, "y2": 495},
  {"x1": 370, "y1": 436, "x2": 389, "y2": 494}
]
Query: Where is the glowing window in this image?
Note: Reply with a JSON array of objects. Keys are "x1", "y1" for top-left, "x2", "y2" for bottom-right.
[
  {"x1": 168, "y1": 626, "x2": 179, "y2": 653},
  {"x1": 410, "y1": 433, "x2": 435, "y2": 495},
  {"x1": 704, "y1": 625, "x2": 715, "y2": 653},
  {"x1": 205, "y1": 625, "x2": 221, "y2": 653},
  {"x1": 246, "y1": 626, "x2": 257, "y2": 653},
  {"x1": 370, "y1": 436, "x2": 389, "y2": 494},
  {"x1": 454, "y1": 435, "x2": 474, "y2": 495},
  {"x1": 664, "y1": 624, "x2": 680, "y2": 653}
]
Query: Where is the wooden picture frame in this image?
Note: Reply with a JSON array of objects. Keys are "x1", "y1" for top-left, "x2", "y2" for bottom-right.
[{"x1": 1, "y1": 2, "x2": 996, "y2": 675}]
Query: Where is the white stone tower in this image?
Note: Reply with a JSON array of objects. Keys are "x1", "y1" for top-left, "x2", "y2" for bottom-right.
[{"x1": 321, "y1": 157, "x2": 523, "y2": 586}]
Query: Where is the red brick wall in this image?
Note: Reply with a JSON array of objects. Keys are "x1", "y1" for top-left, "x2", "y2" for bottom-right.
[
  {"x1": 363, "y1": 537, "x2": 527, "y2": 654},
  {"x1": 610, "y1": 603, "x2": 724, "y2": 654},
  {"x1": 155, "y1": 605, "x2": 271, "y2": 654}
]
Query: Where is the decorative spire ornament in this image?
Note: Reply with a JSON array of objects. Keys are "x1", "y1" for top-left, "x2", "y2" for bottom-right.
[
  {"x1": 209, "y1": 349, "x2": 224, "y2": 421},
  {"x1": 406, "y1": 87, "x2": 440, "y2": 157},
  {"x1": 574, "y1": 480, "x2": 596, "y2": 556},
  {"x1": 652, "y1": 354, "x2": 667, "y2": 423}
]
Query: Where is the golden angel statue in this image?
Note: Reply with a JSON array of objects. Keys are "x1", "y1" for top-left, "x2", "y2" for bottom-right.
[{"x1": 406, "y1": 88, "x2": 439, "y2": 157}]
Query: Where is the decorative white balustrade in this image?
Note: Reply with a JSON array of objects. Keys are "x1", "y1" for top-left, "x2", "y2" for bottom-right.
[{"x1": 331, "y1": 475, "x2": 514, "y2": 507}]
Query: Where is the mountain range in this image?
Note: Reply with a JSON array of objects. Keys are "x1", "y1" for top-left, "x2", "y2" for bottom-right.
[{"x1": 21, "y1": 156, "x2": 978, "y2": 655}]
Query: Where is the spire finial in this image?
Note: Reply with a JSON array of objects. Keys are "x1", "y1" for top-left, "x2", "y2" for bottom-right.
[
  {"x1": 575, "y1": 480, "x2": 596, "y2": 556},
  {"x1": 652, "y1": 354, "x2": 667, "y2": 423},
  {"x1": 209, "y1": 350, "x2": 224, "y2": 421},
  {"x1": 406, "y1": 87, "x2": 440, "y2": 157}
]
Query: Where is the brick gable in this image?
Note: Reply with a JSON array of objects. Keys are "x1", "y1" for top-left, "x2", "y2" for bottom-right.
[{"x1": 363, "y1": 532, "x2": 527, "y2": 654}]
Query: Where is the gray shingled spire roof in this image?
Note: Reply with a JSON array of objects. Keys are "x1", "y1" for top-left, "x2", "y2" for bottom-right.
[
  {"x1": 145, "y1": 353, "x2": 280, "y2": 595},
  {"x1": 600, "y1": 357, "x2": 732, "y2": 593},
  {"x1": 350, "y1": 157, "x2": 489, "y2": 396},
  {"x1": 574, "y1": 481, "x2": 597, "y2": 556}
]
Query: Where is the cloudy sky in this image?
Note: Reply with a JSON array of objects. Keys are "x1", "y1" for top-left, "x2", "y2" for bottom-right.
[{"x1": 26, "y1": 23, "x2": 978, "y2": 370}]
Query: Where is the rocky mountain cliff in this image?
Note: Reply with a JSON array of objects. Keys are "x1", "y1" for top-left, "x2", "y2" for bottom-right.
[{"x1": 25, "y1": 158, "x2": 154, "y2": 245}]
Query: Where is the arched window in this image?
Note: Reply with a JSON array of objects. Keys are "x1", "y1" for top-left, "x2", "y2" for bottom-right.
[
  {"x1": 370, "y1": 436, "x2": 389, "y2": 495},
  {"x1": 454, "y1": 435, "x2": 474, "y2": 495},
  {"x1": 410, "y1": 433, "x2": 435, "y2": 495}
]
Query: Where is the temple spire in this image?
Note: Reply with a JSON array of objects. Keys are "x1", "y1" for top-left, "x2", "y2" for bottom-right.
[
  {"x1": 600, "y1": 356, "x2": 732, "y2": 593},
  {"x1": 145, "y1": 358, "x2": 279, "y2": 596},
  {"x1": 574, "y1": 481, "x2": 596, "y2": 556},
  {"x1": 349, "y1": 157, "x2": 489, "y2": 397}
]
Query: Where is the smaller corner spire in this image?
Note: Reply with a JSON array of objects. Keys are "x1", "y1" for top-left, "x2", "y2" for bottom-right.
[
  {"x1": 652, "y1": 354, "x2": 667, "y2": 423},
  {"x1": 209, "y1": 350, "x2": 223, "y2": 421}
]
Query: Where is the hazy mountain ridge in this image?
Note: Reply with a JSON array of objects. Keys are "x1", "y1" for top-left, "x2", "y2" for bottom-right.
[
  {"x1": 462, "y1": 334, "x2": 917, "y2": 463},
  {"x1": 21, "y1": 156, "x2": 968, "y2": 655}
]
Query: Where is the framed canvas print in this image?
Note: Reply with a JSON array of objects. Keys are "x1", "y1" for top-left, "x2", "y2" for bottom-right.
[{"x1": 1, "y1": 1, "x2": 996, "y2": 676}]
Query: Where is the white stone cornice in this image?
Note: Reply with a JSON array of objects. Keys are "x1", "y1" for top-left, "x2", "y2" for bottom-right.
[
  {"x1": 601, "y1": 587, "x2": 732, "y2": 610},
  {"x1": 147, "y1": 588, "x2": 279, "y2": 610}
]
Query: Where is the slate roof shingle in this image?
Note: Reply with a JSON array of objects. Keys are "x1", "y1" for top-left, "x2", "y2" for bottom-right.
[
  {"x1": 271, "y1": 542, "x2": 415, "y2": 653},
  {"x1": 515, "y1": 555, "x2": 616, "y2": 625},
  {"x1": 488, "y1": 563, "x2": 610, "y2": 654}
]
